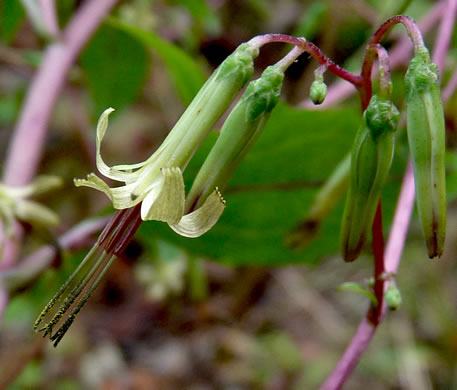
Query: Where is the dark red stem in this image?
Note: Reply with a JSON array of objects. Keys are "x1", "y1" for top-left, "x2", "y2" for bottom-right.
[
  {"x1": 360, "y1": 15, "x2": 425, "y2": 107},
  {"x1": 368, "y1": 203, "x2": 385, "y2": 325},
  {"x1": 251, "y1": 34, "x2": 363, "y2": 88}
]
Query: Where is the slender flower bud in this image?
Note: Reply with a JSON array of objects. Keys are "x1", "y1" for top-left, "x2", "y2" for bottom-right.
[
  {"x1": 404, "y1": 48, "x2": 446, "y2": 258},
  {"x1": 181, "y1": 65, "x2": 285, "y2": 228},
  {"x1": 341, "y1": 95, "x2": 399, "y2": 262}
]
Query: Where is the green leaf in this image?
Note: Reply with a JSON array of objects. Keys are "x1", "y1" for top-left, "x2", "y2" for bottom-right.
[
  {"x1": 80, "y1": 23, "x2": 149, "y2": 115},
  {"x1": 139, "y1": 104, "x2": 363, "y2": 265},
  {"x1": 174, "y1": 0, "x2": 221, "y2": 34},
  {"x1": 338, "y1": 282, "x2": 378, "y2": 306},
  {"x1": 1, "y1": 0, "x2": 25, "y2": 43},
  {"x1": 107, "y1": 18, "x2": 206, "y2": 106}
]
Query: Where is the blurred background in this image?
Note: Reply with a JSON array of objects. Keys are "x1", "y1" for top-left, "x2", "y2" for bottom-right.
[{"x1": 1, "y1": 0, "x2": 457, "y2": 389}]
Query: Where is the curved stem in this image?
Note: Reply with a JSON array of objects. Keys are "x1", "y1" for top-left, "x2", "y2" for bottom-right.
[
  {"x1": 249, "y1": 34, "x2": 363, "y2": 88},
  {"x1": 374, "y1": 44, "x2": 392, "y2": 98},
  {"x1": 359, "y1": 15, "x2": 425, "y2": 107},
  {"x1": 275, "y1": 46, "x2": 306, "y2": 72}
]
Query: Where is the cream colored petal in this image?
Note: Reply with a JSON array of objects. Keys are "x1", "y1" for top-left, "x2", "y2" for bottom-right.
[
  {"x1": 5, "y1": 175, "x2": 63, "y2": 198},
  {"x1": 74, "y1": 174, "x2": 113, "y2": 201},
  {"x1": 94, "y1": 108, "x2": 163, "y2": 183},
  {"x1": 74, "y1": 174, "x2": 143, "y2": 209},
  {"x1": 141, "y1": 167, "x2": 185, "y2": 224},
  {"x1": 169, "y1": 188, "x2": 226, "y2": 238},
  {"x1": 15, "y1": 200, "x2": 59, "y2": 226}
]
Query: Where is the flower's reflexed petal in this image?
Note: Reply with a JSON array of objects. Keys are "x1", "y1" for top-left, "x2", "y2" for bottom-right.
[
  {"x1": 95, "y1": 108, "x2": 118, "y2": 180},
  {"x1": 15, "y1": 199, "x2": 60, "y2": 226},
  {"x1": 74, "y1": 174, "x2": 113, "y2": 201},
  {"x1": 74, "y1": 174, "x2": 144, "y2": 209},
  {"x1": 94, "y1": 108, "x2": 171, "y2": 184},
  {"x1": 170, "y1": 188, "x2": 226, "y2": 238},
  {"x1": 141, "y1": 167, "x2": 185, "y2": 224},
  {"x1": 94, "y1": 108, "x2": 149, "y2": 182},
  {"x1": 3, "y1": 176, "x2": 63, "y2": 198}
]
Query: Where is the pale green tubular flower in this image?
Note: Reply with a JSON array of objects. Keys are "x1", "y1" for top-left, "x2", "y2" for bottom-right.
[
  {"x1": 182, "y1": 63, "x2": 286, "y2": 222},
  {"x1": 74, "y1": 42, "x2": 259, "y2": 237},
  {"x1": 341, "y1": 95, "x2": 399, "y2": 262},
  {"x1": 34, "y1": 41, "x2": 265, "y2": 346},
  {"x1": 0, "y1": 176, "x2": 62, "y2": 256},
  {"x1": 405, "y1": 48, "x2": 446, "y2": 258}
]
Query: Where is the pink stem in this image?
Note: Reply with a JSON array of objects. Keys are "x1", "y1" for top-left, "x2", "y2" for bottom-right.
[
  {"x1": 39, "y1": 0, "x2": 60, "y2": 38},
  {"x1": 432, "y1": 0, "x2": 457, "y2": 72},
  {"x1": 3, "y1": 0, "x2": 118, "y2": 186},
  {"x1": 442, "y1": 68, "x2": 457, "y2": 101},
  {"x1": 320, "y1": 318, "x2": 376, "y2": 390}
]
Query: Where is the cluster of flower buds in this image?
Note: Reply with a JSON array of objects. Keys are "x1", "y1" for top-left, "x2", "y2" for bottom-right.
[
  {"x1": 35, "y1": 41, "x2": 298, "y2": 346},
  {"x1": 341, "y1": 95, "x2": 400, "y2": 262},
  {"x1": 340, "y1": 44, "x2": 447, "y2": 262},
  {"x1": 405, "y1": 48, "x2": 446, "y2": 258}
]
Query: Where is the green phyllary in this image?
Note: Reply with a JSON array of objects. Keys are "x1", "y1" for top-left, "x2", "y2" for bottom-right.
[
  {"x1": 181, "y1": 65, "x2": 285, "y2": 237},
  {"x1": 405, "y1": 47, "x2": 446, "y2": 258},
  {"x1": 341, "y1": 95, "x2": 399, "y2": 262}
]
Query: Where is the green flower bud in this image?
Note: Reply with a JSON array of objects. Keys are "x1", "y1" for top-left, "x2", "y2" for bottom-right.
[
  {"x1": 183, "y1": 65, "x2": 285, "y2": 215},
  {"x1": 385, "y1": 284, "x2": 402, "y2": 311},
  {"x1": 405, "y1": 48, "x2": 446, "y2": 258},
  {"x1": 341, "y1": 95, "x2": 399, "y2": 262},
  {"x1": 310, "y1": 79, "x2": 327, "y2": 105}
]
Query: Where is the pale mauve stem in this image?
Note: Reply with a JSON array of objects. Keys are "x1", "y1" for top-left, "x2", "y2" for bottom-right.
[
  {"x1": 432, "y1": 0, "x2": 457, "y2": 72},
  {"x1": 302, "y1": 0, "x2": 445, "y2": 109},
  {"x1": 4, "y1": 0, "x2": 118, "y2": 186},
  {"x1": 383, "y1": 162, "x2": 415, "y2": 277},
  {"x1": 39, "y1": 0, "x2": 60, "y2": 38},
  {"x1": 442, "y1": 68, "x2": 457, "y2": 101},
  {"x1": 320, "y1": 318, "x2": 376, "y2": 390}
]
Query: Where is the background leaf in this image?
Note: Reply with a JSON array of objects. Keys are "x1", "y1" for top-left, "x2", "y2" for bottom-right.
[
  {"x1": 109, "y1": 18, "x2": 206, "y2": 106},
  {"x1": 1, "y1": 0, "x2": 25, "y2": 43},
  {"x1": 139, "y1": 104, "x2": 362, "y2": 265},
  {"x1": 80, "y1": 23, "x2": 149, "y2": 115}
]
